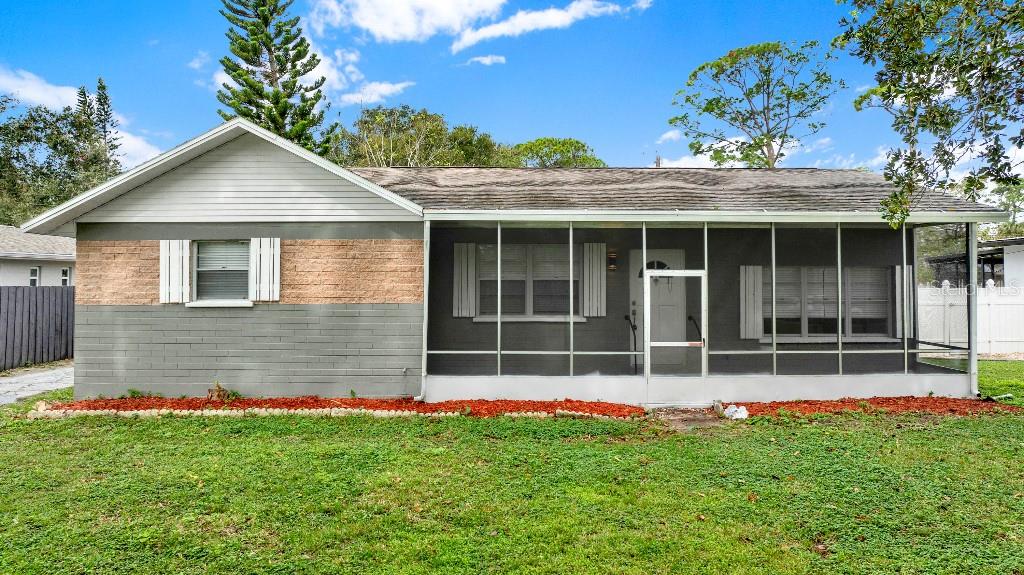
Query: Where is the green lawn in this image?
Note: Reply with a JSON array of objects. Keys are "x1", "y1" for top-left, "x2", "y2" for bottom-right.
[
  {"x1": 979, "y1": 359, "x2": 1024, "y2": 406},
  {"x1": 2, "y1": 386, "x2": 1024, "y2": 574}
]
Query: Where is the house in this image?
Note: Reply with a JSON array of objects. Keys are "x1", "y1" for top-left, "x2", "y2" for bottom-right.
[
  {"x1": 22, "y1": 119, "x2": 1006, "y2": 406},
  {"x1": 0, "y1": 225, "x2": 75, "y2": 286},
  {"x1": 927, "y1": 236, "x2": 1024, "y2": 288}
]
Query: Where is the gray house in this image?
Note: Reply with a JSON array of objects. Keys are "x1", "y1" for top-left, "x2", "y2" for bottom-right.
[
  {"x1": 23, "y1": 119, "x2": 1005, "y2": 406},
  {"x1": 0, "y1": 225, "x2": 75, "y2": 286}
]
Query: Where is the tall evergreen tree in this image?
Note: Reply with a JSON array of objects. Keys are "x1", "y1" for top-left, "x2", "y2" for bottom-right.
[
  {"x1": 94, "y1": 77, "x2": 120, "y2": 172},
  {"x1": 216, "y1": 0, "x2": 327, "y2": 150}
]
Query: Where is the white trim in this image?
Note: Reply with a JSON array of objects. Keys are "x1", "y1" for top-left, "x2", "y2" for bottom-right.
[
  {"x1": 472, "y1": 315, "x2": 586, "y2": 323},
  {"x1": 423, "y1": 209, "x2": 1006, "y2": 224},
  {"x1": 21, "y1": 118, "x2": 422, "y2": 236},
  {"x1": 0, "y1": 252, "x2": 75, "y2": 261},
  {"x1": 184, "y1": 299, "x2": 254, "y2": 308}
]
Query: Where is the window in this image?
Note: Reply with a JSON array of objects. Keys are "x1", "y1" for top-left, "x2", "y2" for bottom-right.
[
  {"x1": 758, "y1": 266, "x2": 892, "y2": 339},
  {"x1": 28, "y1": 266, "x2": 40, "y2": 286},
  {"x1": 477, "y1": 244, "x2": 580, "y2": 318},
  {"x1": 60, "y1": 267, "x2": 71, "y2": 286},
  {"x1": 194, "y1": 241, "x2": 250, "y2": 300}
]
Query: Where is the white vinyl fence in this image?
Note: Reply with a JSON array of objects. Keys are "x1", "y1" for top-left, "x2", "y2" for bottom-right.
[{"x1": 917, "y1": 283, "x2": 1024, "y2": 354}]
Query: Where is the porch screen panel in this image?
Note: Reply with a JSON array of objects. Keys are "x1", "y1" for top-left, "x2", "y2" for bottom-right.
[
  {"x1": 572, "y1": 224, "x2": 643, "y2": 375},
  {"x1": 708, "y1": 226, "x2": 773, "y2": 375},
  {"x1": 426, "y1": 225, "x2": 497, "y2": 375},
  {"x1": 500, "y1": 225, "x2": 570, "y2": 375},
  {"x1": 909, "y1": 223, "x2": 968, "y2": 374},
  {"x1": 839, "y1": 226, "x2": 905, "y2": 373},
  {"x1": 774, "y1": 225, "x2": 839, "y2": 375}
]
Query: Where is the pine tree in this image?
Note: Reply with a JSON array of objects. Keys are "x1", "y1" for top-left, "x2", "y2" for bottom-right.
[
  {"x1": 94, "y1": 77, "x2": 120, "y2": 173},
  {"x1": 216, "y1": 0, "x2": 327, "y2": 150}
]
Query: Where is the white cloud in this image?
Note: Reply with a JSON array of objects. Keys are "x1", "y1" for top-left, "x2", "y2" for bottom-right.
[
  {"x1": 0, "y1": 67, "x2": 78, "y2": 109},
  {"x1": 309, "y1": 0, "x2": 505, "y2": 41},
  {"x1": 866, "y1": 146, "x2": 889, "y2": 169},
  {"x1": 452, "y1": 0, "x2": 624, "y2": 53},
  {"x1": 655, "y1": 129, "x2": 681, "y2": 144},
  {"x1": 657, "y1": 154, "x2": 717, "y2": 168},
  {"x1": 466, "y1": 54, "x2": 506, "y2": 66},
  {"x1": 855, "y1": 84, "x2": 873, "y2": 93},
  {"x1": 811, "y1": 153, "x2": 859, "y2": 169},
  {"x1": 187, "y1": 51, "x2": 210, "y2": 70},
  {"x1": 802, "y1": 137, "x2": 833, "y2": 154},
  {"x1": 0, "y1": 66, "x2": 160, "y2": 168},
  {"x1": 632, "y1": 0, "x2": 653, "y2": 9},
  {"x1": 338, "y1": 80, "x2": 415, "y2": 106}
]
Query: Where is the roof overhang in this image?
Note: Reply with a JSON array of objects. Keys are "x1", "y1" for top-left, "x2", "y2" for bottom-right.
[
  {"x1": 0, "y1": 252, "x2": 75, "y2": 261},
  {"x1": 21, "y1": 118, "x2": 422, "y2": 237},
  {"x1": 422, "y1": 209, "x2": 1009, "y2": 224}
]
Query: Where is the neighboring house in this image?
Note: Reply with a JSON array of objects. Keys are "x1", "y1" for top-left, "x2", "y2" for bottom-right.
[
  {"x1": 0, "y1": 225, "x2": 75, "y2": 286},
  {"x1": 928, "y1": 236, "x2": 1024, "y2": 288},
  {"x1": 22, "y1": 119, "x2": 1006, "y2": 406}
]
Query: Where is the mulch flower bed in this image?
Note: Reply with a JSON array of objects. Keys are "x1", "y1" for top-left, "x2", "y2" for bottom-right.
[
  {"x1": 46, "y1": 396, "x2": 646, "y2": 419},
  {"x1": 743, "y1": 396, "x2": 1021, "y2": 417}
]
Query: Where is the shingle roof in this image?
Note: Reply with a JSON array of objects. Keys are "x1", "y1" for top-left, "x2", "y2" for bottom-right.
[
  {"x1": 0, "y1": 225, "x2": 75, "y2": 259},
  {"x1": 348, "y1": 167, "x2": 1001, "y2": 213}
]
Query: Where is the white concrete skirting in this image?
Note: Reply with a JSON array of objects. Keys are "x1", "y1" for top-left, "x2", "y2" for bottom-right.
[{"x1": 423, "y1": 373, "x2": 976, "y2": 408}]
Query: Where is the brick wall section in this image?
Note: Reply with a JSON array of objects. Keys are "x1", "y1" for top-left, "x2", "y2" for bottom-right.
[
  {"x1": 280, "y1": 239, "x2": 423, "y2": 304},
  {"x1": 75, "y1": 240, "x2": 160, "y2": 305}
]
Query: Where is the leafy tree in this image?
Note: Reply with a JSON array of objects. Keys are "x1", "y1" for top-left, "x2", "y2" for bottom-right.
[
  {"x1": 836, "y1": 0, "x2": 1023, "y2": 226},
  {"x1": 511, "y1": 137, "x2": 606, "y2": 168},
  {"x1": 94, "y1": 77, "x2": 121, "y2": 172},
  {"x1": 993, "y1": 183, "x2": 1024, "y2": 237},
  {"x1": 216, "y1": 0, "x2": 327, "y2": 150},
  {"x1": 449, "y1": 125, "x2": 520, "y2": 167},
  {"x1": 669, "y1": 41, "x2": 844, "y2": 168}
]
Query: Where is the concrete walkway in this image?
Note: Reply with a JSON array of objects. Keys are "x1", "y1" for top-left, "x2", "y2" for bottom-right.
[{"x1": 0, "y1": 366, "x2": 73, "y2": 405}]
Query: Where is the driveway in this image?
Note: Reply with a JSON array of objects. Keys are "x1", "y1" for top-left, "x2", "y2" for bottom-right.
[{"x1": 0, "y1": 366, "x2": 73, "y2": 405}]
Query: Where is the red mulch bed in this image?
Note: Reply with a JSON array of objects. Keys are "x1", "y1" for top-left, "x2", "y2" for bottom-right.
[
  {"x1": 52, "y1": 396, "x2": 646, "y2": 419},
  {"x1": 744, "y1": 396, "x2": 1021, "y2": 417}
]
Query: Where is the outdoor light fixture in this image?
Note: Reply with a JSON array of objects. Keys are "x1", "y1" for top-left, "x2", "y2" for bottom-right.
[{"x1": 607, "y1": 250, "x2": 618, "y2": 271}]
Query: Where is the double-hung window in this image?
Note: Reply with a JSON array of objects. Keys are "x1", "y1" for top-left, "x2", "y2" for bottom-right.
[
  {"x1": 750, "y1": 265, "x2": 893, "y2": 340},
  {"x1": 28, "y1": 266, "x2": 40, "y2": 286},
  {"x1": 60, "y1": 267, "x2": 71, "y2": 286},
  {"x1": 194, "y1": 240, "x2": 250, "y2": 301},
  {"x1": 477, "y1": 244, "x2": 580, "y2": 319}
]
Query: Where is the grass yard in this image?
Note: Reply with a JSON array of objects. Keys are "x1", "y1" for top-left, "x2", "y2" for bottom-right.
[
  {"x1": 2, "y1": 388, "x2": 1023, "y2": 574},
  {"x1": 979, "y1": 359, "x2": 1024, "y2": 406}
]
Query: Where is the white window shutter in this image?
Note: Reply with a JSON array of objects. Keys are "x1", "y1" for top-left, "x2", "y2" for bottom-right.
[
  {"x1": 739, "y1": 265, "x2": 763, "y2": 339},
  {"x1": 453, "y1": 243, "x2": 477, "y2": 317},
  {"x1": 581, "y1": 243, "x2": 606, "y2": 317},
  {"x1": 249, "y1": 238, "x2": 281, "y2": 302},
  {"x1": 160, "y1": 240, "x2": 191, "y2": 303}
]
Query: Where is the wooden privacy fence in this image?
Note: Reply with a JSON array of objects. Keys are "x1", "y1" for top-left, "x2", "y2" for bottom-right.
[{"x1": 0, "y1": 286, "x2": 75, "y2": 371}]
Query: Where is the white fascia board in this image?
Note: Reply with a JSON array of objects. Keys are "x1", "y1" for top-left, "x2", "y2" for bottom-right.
[
  {"x1": 422, "y1": 209, "x2": 1009, "y2": 224},
  {"x1": 21, "y1": 118, "x2": 422, "y2": 236},
  {"x1": 0, "y1": 252, "x2": 75, "y2": 261},
  {"x1": 231, "y1": 119, "x2": 422, "y2": 216}
]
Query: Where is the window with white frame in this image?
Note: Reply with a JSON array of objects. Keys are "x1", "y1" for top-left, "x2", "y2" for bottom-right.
[
  {"x1": 477, "y1": 244, "x2": 580, "y2": 317},
  {"x1": 747, "y1": 265, "x2": 893, "y2": 339},
  {"x1": 193, "y1": 240, "x2": 250, "y2": 300},
  {"x1": 60, "y1": 267, "x2": 71, "y2": 286},
  {"x1": 28, "y1": 266, "x2": 40, "y2": 286}
]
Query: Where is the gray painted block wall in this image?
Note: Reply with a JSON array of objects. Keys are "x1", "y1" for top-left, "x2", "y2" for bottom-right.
[{"x1": 74, "y1": 304, "x2": 422, "y2": 399}]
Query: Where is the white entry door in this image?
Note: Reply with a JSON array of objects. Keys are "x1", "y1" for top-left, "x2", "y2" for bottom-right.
[{"x1": 628, "y1": 249, "x2": 688, "y2": 371}]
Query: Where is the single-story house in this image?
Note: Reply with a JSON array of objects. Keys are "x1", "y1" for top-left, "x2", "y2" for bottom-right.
[
  {"x1": 0, "y1": 225, "x2": 75, "y2": 286},
  {"x1": 928, "y1": 235, "x2": 1024, "y2": 288},
  {"x1": 22, "y1": 119, "x2": 1006, "y2": 406}
]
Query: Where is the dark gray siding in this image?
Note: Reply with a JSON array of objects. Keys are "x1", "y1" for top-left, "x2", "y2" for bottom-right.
[{"x1": 74, "y1": 304, "x2": 422, "y2": 398}]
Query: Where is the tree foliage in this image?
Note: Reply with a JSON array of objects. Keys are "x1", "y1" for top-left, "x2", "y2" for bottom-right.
[
  {"x1": 0, "y1": 80, "x2": 121, "y2": 226},
  {"x1": 669, "y1": 41, "x2": 844, "y2": 168},
  {"x1": 836, "y1": 0, "x2": 1024, "y2": 226},
  {"x1": 992, "y1": 183, "x2": 1024, "y2": 237},
  {"x1": 511, "y1": 137, "x2": 606, "y2": 168},
  {"x1": 216, "y1": 0, "x2": 327, "y2": 150},
  {"x1": 322, "y1": 105, "x2": 604, "y2": 168}
]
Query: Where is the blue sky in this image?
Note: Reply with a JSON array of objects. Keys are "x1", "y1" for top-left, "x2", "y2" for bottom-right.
[{"x1": 0, "y1": 0, "x2": 899, "y2": 169}]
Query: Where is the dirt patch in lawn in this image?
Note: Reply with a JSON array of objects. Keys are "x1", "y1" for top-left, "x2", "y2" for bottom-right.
[
  {"x1": 652, "y1": 408, "x2": 722, "y2": 431},
  {"x1": 744, "y1": 396, "x2": 1021, "y2": 417},
  {"x1": 51, "y1": 396, "x2": 647, "y2": 419}
]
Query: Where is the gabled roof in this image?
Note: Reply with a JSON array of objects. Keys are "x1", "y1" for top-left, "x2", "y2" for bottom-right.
[
  {"x1": 0, "y1": 225, "x2": 75, "y2": 260},
  {"x1": 21, "y1": 118, "x2": 422, "y2": 236},
  {"x1": 349, "y1": 167, "x2": 1004, "y2": 222}
]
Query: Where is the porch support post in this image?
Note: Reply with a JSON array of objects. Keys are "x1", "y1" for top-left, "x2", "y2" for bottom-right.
[
  {"x1": 417, "y1": 220, "x2": 430, "y2": 400},
  {"x1": 642, "y1": 222, "x2": 650, "y2": 392},
  {"x1": 493, "y1": 219, "x2": 497, "y2": 376},
  {"x1": 771, "y1": 223, "x2": 777, "y2": 375},
  {"x1": 702, "y1": 222, "x2": 709, "y2": 377},
  {"x1": 568, "y1": 222, "x2": 574, "y2": 376},
  {"x1": 968, "y1": 222, "x2": 979, "y2": 394},
  {"x1": 837, "y1": 223, "x2": 843, "y2": 375},
  {"x1": 902, "y1": 224, "x2": 909, "y2": 374}
]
